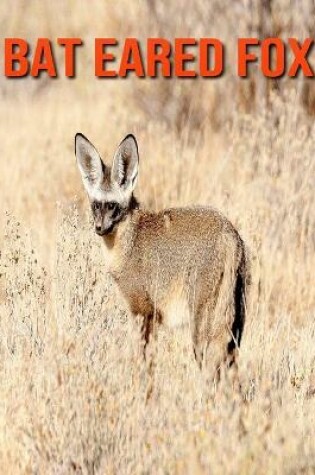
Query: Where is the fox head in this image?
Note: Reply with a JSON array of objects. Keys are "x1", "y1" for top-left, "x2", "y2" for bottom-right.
[{"x1": 75, "y1": 133, "x2": 139, "y2": 236}]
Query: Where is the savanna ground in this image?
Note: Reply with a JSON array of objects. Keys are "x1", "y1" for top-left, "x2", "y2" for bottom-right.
[{"x1": 1, "y1": 1, "x2": 315, "y2": 473}]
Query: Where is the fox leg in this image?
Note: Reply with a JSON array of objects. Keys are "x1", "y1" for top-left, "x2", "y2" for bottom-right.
[
  {"x1": 192, "y1": 266, "x2": 237, "y2": 382},
  {"x1": 140, "y1": 311, "x2": 161, "y2": 401},
  {"x1": 141, "y1": 313, "x2": 154, "y2": 358},
  {"x1": 192, "y1": 310, "x2": 229, "y2": 382}
]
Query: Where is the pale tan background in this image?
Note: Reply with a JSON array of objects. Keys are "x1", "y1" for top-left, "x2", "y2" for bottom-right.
[{"x1": 0, "y1": 1, "x2": 315, "y2": 473}]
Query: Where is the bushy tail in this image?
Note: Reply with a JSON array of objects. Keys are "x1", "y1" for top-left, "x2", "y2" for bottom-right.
[{"x1": 227, "y1": 243, "x2": 251, "y2": 357}]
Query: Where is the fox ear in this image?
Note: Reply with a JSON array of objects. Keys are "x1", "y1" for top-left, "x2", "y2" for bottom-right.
[
  {"x1": 111, "y1": 134, "x2": 139, "y2": 191},
  {"x1": 75, "y1": 133, "x2": 105, "y2": 195}
]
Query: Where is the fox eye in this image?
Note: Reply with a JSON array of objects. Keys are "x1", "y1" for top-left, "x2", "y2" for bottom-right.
[
  {"x1": 93, "y1": 201, "x2": 102, "y2": 211},
  {"x1": 107, "y1": 202, "x2": 117, "y2": 211}
]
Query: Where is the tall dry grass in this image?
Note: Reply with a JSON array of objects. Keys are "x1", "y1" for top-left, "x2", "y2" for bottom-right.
[{"x1": 0, "y1": 1, "x2": 315, "y2": 473}]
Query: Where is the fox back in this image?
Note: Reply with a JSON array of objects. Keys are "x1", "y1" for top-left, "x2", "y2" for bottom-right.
[{"x1": 75, "y1": 133, "x2": 250, "y2": 372}]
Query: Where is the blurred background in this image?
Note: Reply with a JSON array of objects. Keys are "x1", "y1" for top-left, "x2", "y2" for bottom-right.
[{"x1": 1, "y1": 2, "x2": 315, "y2": 473}]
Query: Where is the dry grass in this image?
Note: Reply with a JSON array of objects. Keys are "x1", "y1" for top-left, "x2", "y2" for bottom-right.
[{"x1": 1, "y1": 1, "x2": 315, "y2": 474}]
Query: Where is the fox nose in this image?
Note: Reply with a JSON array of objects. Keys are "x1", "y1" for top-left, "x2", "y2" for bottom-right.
[{"x1": 95, "y1": 225, "x2": 103, "y2": 235}]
